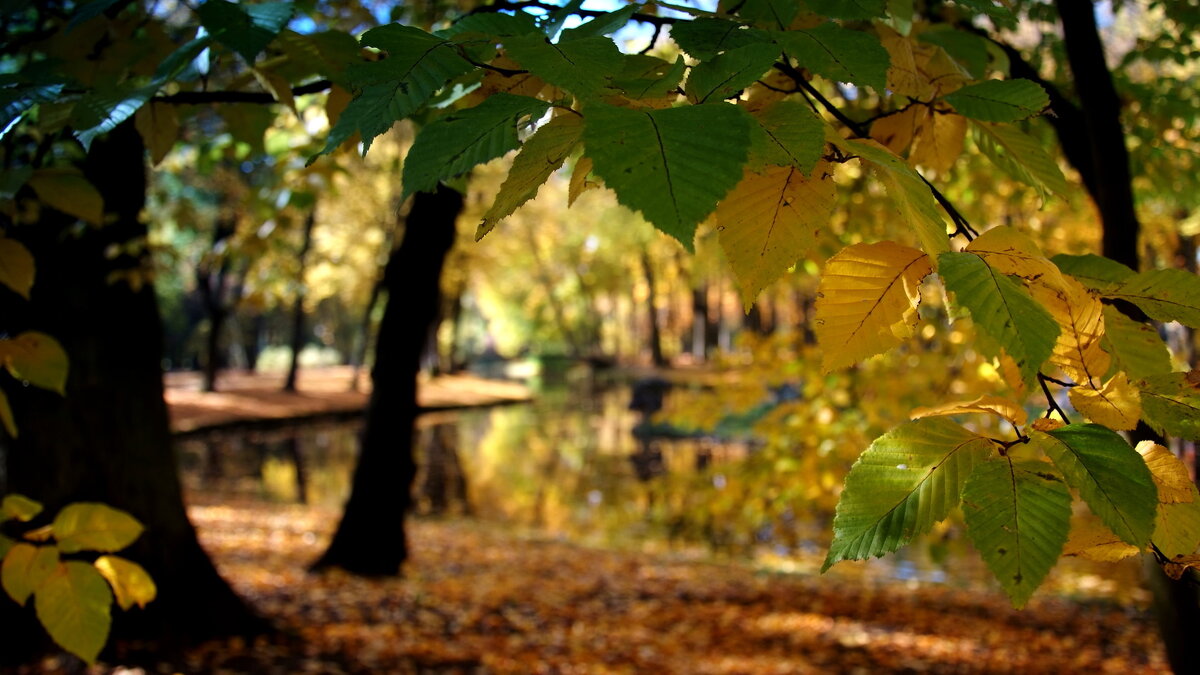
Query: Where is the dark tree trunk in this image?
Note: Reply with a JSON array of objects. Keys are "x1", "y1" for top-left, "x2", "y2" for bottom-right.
[
  {"x1": 641, "y1": 251, "x2": 668, "y2": 367},
  {"x1": 0, "y1": 122, "x2": 261, "y2": 662},
  {"x1": 311, "y1": 185, "x2": 463, "y2": 575},
  {"x1": 284, "y1": 211, "x2": 317, "y2": 392},
  {"x1": 691, "y1": 285, "x2": 708, "y2": 360},
  {"x1": 1054, "y1": 3, "x2": 1200, "y2": 671},
  {"x1": 196, "y1": 216, "x2": 237, "y2": 393}
]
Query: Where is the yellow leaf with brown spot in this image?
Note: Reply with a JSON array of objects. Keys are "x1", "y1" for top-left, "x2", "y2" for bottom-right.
[
  {"x1": 814, "y1": 241, "x2": 932, "y2": 372},
  {"x1": 1138, "y1": 442, "x2": 1195, "y2": 504},
  {"x1": 965, "y1": 227, "x2": 1061, "y2": 283},
  {"x1": 908, "y1": 111, "x2": 966, "y2": 173},
  {"x1": 911, "y1": 394, "x2": 1028, "y2": 428},
  {"x1": 1068, "y1": 372, "x2": 1141, "y2": 430},
  {"x1": 718, "y1": 163, "x2": 835, "y2": 309},
  {"x1": 1162, "y1": 554, "x2": 1200, "y2": 580},
  {"x1": 1063, "y1": 514, "x2": 1140, "y2": 562}
]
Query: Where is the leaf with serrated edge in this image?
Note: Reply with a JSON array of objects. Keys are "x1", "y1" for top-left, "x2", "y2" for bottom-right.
[
  {"x1": 943, "y1": 79, "x2": 1049, "y2": 122},
  {"x1": 718, "y1": 163, "x2": 834, "y2": 309},
  {"x1": 52, "y1": 503, "x2": 144, "y2": 554},
  {"x1": 775, "y1": 23, "x2": 889, "y2": 92},
  {"x1": 0, "y1": 237, "x2": 35, "y2": 299},
  {"x1": 1033, "y1": 424, "x2": 1157, "y2": 546},
  {"x1": 1068, "y1": 373, "x2": 1141, "y2": 431},
  {"x1": 962, "y1": 458, "x2": 1071, "y2": 608},
  {"x1": 1052, "y1": 253, "x2": 1135, "y2": 292},
  {"x1": 686, "y1": 43, "x2": 780, "y2": 104},
  {"x1": 34, "y1": 561, "x2": 112, "y2": 664},
  {"x1": 1138, "y1": 441, "x2": 1195, "y2": 504},
  {"x1": 1100, "y1": 306, "x2": 1172, "y2": 380},
  {"x1": 911, "y1": 394, "x2": 1027, "y2": 428},
  {"x1": 1, "y1": 543, "x2": 59, "y2": 605},
  {"x1": 972, "y1": 121, "x2": 1070, "y2": 201},
  {"x1": 1106, "y1": 268, "x2": 1200, "y2": 328},
  {"x1": 1140, "y1": 371, "x2": 1200, "y2": 441},
  {"x1": 748, "y1": 101, "x2": 824, "y2": 173},
  {"x1": 478, "y1": 115, "x2": 583, "y2": 240},
  {"x1": 504, "y1": 35, "x2": 623, "y2": 98},
  {"x1": 815, "y1": 241, "x2": 932, "y2": 372},
  {"x1": 94, "y1": 556, "x2": 156, "y2": 610},
  {"x1": 823, "y1": 418, "x2": 991, "y2": 571}
]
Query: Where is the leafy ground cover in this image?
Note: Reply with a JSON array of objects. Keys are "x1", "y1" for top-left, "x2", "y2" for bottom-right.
[{"x1": 23, "y1": 499, "x2": 1167, "y2": 673}]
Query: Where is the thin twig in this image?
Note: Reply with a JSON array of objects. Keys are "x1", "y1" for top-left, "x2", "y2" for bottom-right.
[{"x1": 1037, "y1": 372, "x2": 1072, "y2": 424}]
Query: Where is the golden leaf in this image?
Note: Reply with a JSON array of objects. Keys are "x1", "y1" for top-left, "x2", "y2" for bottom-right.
[
  {"x1": 568, "y1": 156, "x2": 597, "y2": 207},
  {"x1": 908, "y1": 111, "x2": 966, "y2": 173},
  {"x1": 910, "y1": 394, "x2": 1028, "y2": 428},
  {"x1": 998, "y1": 353, "x2": 1027, "y2": 398},
  {"x1": 879, "y1": 27, "x2": 932, "y2": 99},
  {"x1": 1068, "y1": 372, "x2": 1141, "y2": 431},
  {"x1": 965, "y1": 227, "x2": 1061, "y2": 283},
  {"x1": 814, "y1": 241, "x2": 932, "y2": 372},
  {"x1": 1138, "y1": 441, "x2": 1196, "y2": 504},
  {"x1": 1063, "y1": 514, "x2": 1140, "y2": 562},
  {"x1": 133, "y1": 102, "x2": 180, "y2": 166},
  {"x1": 870, "y1": 106, "x2": 927, "y2": 155},
  {"x1": 1031, "y1": 417, "x2": 1064, "y2": 432},
  {"x1": 94, "y1": 555, "x2": 156, "y2": 610},
  {"x1": 717, "y1": 163, "x2": 835, "y2": 309}
]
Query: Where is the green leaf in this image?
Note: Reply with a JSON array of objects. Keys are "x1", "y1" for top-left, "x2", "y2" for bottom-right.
[
  {"x1": 748, "y1": 100, "x2": 824, "y2": 174},
  {"x1": 823, "y1": 418, "x2": 992, "y2": 571},
  {"x1": 962, "y1": 458, "x2": 1071, "y2": 608},
  {"x1": 1107, "y1": 269, "x2": 1200, "y2": 328},
  {"x1": 478, "y1": 114, "x2": 583, "y2": 239},
  {"x1": 1100, "y1": 306, "x2": 1172, "y2": 380},
  {"x1": 347, "y1": 24, "x2": 471, "y2": 89},
  {"x1": 70, "y1": 82, "x2": 158, "y2": 151},
  {"x1": 669, "y1": 18, "x2": 767, "y2": 61},
  {"x1": 0, "y1": 236, "x2": 34, "y2": 299},
  {"x1": 950, "y1": 0, "x2": 1018, "y2": 30},
  {"x1": 1140, "y1": 372, "x2": 1200, "y2": 440},
  {"x1": 0, "y1": 84, "x2": 64, "y2": 142},
  {"x1": 611, "y1": 54, "x2": 686, "y2": 100},
  {"x1": 774, "y1": 23, "x2": 889, "y2": 92},
  {"x1": 438, "y1": 12, "x2": 540, "y2": 39},
  {"x1": 1, "y1": 494, "x2": 43, "y2": 522},
  {"x1": 917, "y1": 28, "x2": 989, "y2": 78},
  {"x1": 831, "y1": 134, "x2": 950, "y2": 258},
  {"x1": 1, "y1": 331, "x2": 69, "y2": 395},
  {"x1": 504, "y1": 35, "x2": 623, "y2": 98},
  {"x1": 52, "y1": 503, "x2": 144, "y2": 554},
  {"x1": 736, "y1": 0, "x2": 800, "y2": 28},
  {"x1": 67, "y1": 0, "x2": 123, "y2": 32},
  {"x1": 943, "y1": 79, "x2": 1049, "y2": 122},
  {"x1": 686, "y1": 42, "x2": 780, "y2": 104},
  {"x1": 275, "y1": 30, "x2": 362, "y2": 86},
  {"x1": 543, "y1": 0, "x2": 585, "y2": 40},
  {"x1": 937, "y1": 251, "x2": 1059, "y2": 388},
  {"x1": 1051, "y1": 253, "x2": 1135, "y2": 292},
  {"x1": 583, "y1": 102, "x2": 751, "y2": 251},
  {"x1": 401, "y1": 93, "x2": 551, "y2": 201},
  {"x1": 197, "y1": 0, "x2": 293, "y2": 64},
  {"x1": 1033, "y1": 425, "x2": 1157, "y2": 546},
  {"x1": 152, "y1": 34, "x2": 214, "y2": 83},
  {"x1": 34, "y1": 561, "x2": 112, "y2": 665},
  {"x1": 1, "y1": 543, "x2": 58, "y2": 605},
  {"x1": 94, "y1": 556, "x2": 156, "y2": 610},
  {"x1": 804, "y1": 0, "x2": 887, "y2": 21},
  {"x1": 1155, "y1": 496, "x2": 1200, "y2": 559},
  {"x1": 971, "y1": 121, "x2": 1070, "y2": 201},
  {"x1": 560, "y1": 3, "x2": 641, "y2": 40}
]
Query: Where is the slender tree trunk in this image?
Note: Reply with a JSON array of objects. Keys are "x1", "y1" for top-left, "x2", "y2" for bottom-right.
[
  {"x1": 641, "y1": 250, "x2": 668, "y2": 367},
  {"x1": 691, "y1": 285, "x2": 708, "y2": 360},
  {"x1": 284, "y1": 211, "x2": 317, "y2": 392},
  {"x1": 197, "y1": 217, "x2": 236, "y2": 393},
  {"x1": 0, "y1": 122, "x2": 260, "y2": 661},
  {"x1": 311, "y1": 185, "x2": 463, "y2": 575}
]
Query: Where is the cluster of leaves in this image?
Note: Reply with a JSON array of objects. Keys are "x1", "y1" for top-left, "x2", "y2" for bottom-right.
[{"x1": 0, "y1": 494, "x2": 156, "y2": 664}]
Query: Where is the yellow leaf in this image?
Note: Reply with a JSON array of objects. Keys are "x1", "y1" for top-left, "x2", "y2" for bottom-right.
[
  {"x1": 870, "y1": 106, "x2": 927, "y2": 155},
  {"x1": 814, "y1": 241, "x2": 932, "y2": 372},
  {"x1": 914, "y1": 44, "x2": 970, "y2": 97},
  {"x1": 1063, "y1": 514, "x2": 1140, "y2": 562},
  {"x1": 0, "y1": 331, "x2": 69, "y2": 395},
  {"x1": 133, "y1": 102, "x2": 180, "y2": 166},
  {"x1": 479, "y1": 115, "x2": 583, "y2": 240},
  {"x1": 910, "y1": 394, "x2": 1028, "y2": 428},
  {"x1": 965, "y1": 226, "x2": 1061, "y2": 283},
  {"x1": 34, "y1": 561, "x2": 112, "y2": 665},
  {"x1": 1155, "y1": 498, "x2": 1200, "y2": 559},
  {"x1": 1138, "y1": 441, "x2": 1195, "y2": 504},
  {"x1": 52, "y1": 503, "x2": 144, "y2": 554},
  {"x1": 1068, "y1": 372, "x2": 1141, "y2": 431},
  {"x1": 324, "y1": 85, "x2": 352, "y2": 128},
  {"x1": 1, "y1": 543, "x2": 59, "y2": 605},
  {"x1": 1031, "y1": 417, "x2": 1064, "y2": 432},
  {"x1": 998, "y1": 352, "x2": 1027, "y2": 398},
  {"x1": 27, "y1": 169, "x2": 104, "y2": 225},
  {"x1": 0, "y1": 237, "x2": 35, "y2": 299},
  {"x1": 1, "y1": 494, "x2": 42, "y2": 522},
  {"x1": 252, "y1": 67, "x2": 297, "y2": 116},
  {"x1": 909, "y1": 111, "x2": 966, "y2": 173},
  {"x1": 568, "y1": 156, "x2": 597, "y2": 207},
  {"x1": 879, "y1": 27, "x2": 932, "y2": 99},
  {"x1": 94, "y1": 555, "x2": 156, "y2": 610},
  {"x1": 465, "y1": 55, "x2": 550, "y2": 106},
  {"x1": 1161, "y1": 554, "x2": 1200, "y2": 580},
  {"x1": 717, "y1": 163, "x2": 835, "y2": 309}
]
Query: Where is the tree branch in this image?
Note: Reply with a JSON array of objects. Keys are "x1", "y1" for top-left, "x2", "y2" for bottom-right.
[
  {"x1": 154, "y1": 79, "x2": 333, "y2": 104},
  {"x1": 1038, "y1": 372, "x2": 1072, "y2": 424}
]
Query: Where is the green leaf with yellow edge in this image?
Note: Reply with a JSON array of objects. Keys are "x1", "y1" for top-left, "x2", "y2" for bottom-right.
[
  {"x1": 823, "y1": 418, "x2": 991, "y2": 571},
  {"x1": 830, "y1": 131, "x2": 950, "y2": 259},
  {"x1": 1, "y1": 543, "x2": 59, "y2": 605},
  {"x1": 937, "y1": 251, "x2": 1058, "y2": 389},
  {"x1": 1106, "y1": 269, "x2": 1200, "y2": 328},
  {"x1": 133, "y1": 102, "x2": 180, "y2": 166},
  {"x1": 962, "y1": 458, "x2": 1071, "y2": 608},
  {"x1": 1063, "y1": 513, "x2": 1139, "y2": 562},
  {"x1": 52, "y1": 503, "x2": 144, "y2": 554},
  {"x1": 1051, "y1": 253, "x2": 1135, "y2": 292},
  {"x1": 1068, "y1": 373, "x2": 1141, "y2": 431},
  {"x1": 1100, "y1": 306, "x2": 1172, "y2": 380},
  {"x1": 1032, "y1": 424, "x2": 1157, "y2": 546},
  {"x1": 34, "y1": 561, "x2": 112, "y2": 665},
  {"x1": 774, "y1": 23, "x2": 889, "y2": 92},
  {"x1": 1140, "y1": 371, "x2": 1200, "y2": 441},
  {"x1": 0, "y1": 237, "x2": 34, "y2": 299},
  {"x1": 2, "y1": 494, "x2": 43, "y2": 522},
  {"x1": 685, "y1": 42, "x2": 780, "y2": 104},
  {"x1": 27, "y1": 169, "x2": 104, "y2": 225},
  {"x1": 583, "y1": 102, "x2": 750, "y2": 251},
  {"x1": 964, "y1": 226, "x2": 1060, "y2": 282},
  {"x1": 94, "y1": 556, "x2": 156, "y2": 610},
  {"x1": 971, "y1": 121, "x2": 1070, "y2": 201},
  {"x1": 747, "y1": 101, "x2": 824, "y2": 174},
  {"x1": 504, "y1": 35, "x2": 623, "y2": 99},
  {"x1": 910, "y1": 394, "x2": 1028, "y2": 429},
  {"x1": 402, "y1": 93, "x2": 551, "y2": 202},
  {"x1": 814, "y1": 241, "x2": 932, "y2": 372},
  {"x1": 717, "y1": 163, "x2": 835, "y2": 310},
  {"x1": 1138, "y1": 441, "x2": 1194, "y2": 504},
  {"x1": 943, "y1": 79, "x2": 1048, "y2": 122},
  {"x1": 1, "y1": 331, "x2": 69, "y2": 395},
  {"x1": 1142, "y1": 441, "x2": 1200, "y2": 558},
  {"x1": 478, "y1": 115, "x2": 584, "y2": 240}
]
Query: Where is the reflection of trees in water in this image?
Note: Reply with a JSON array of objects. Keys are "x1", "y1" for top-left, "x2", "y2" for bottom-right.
[{"x1": 414, "y1": 423, "x2": 471, "y2": 516}]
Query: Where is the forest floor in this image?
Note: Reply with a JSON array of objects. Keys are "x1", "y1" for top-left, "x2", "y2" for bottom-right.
[
  {"x1": 72, "y1": 498, "x2": 1166, "y2": 674},
  {"x1": 164, "y1": 367, "x2": 532, "y2": 434}
]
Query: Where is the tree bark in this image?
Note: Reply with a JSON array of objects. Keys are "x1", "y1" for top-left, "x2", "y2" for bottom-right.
[
  {"x1": 0, "y1": 122, "x2": 261, "y2": 661},
  {"x1": 641, "y1": 250, "x2": 668, "y2": 367},
  {"x1": 311, "y1": 185, "x2": 463, "y2": 575},
  {"x1": 284, "y1": 210, "x2": 317, "y2": 392}
]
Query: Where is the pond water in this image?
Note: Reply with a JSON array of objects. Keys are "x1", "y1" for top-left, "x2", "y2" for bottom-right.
[{"x1": 176, "y1": 379, "x2": 1148, "y2": 603}]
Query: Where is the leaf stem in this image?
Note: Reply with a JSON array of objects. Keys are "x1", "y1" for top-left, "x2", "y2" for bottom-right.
[{"x1": 1037, "y1": 372, "x2": 1072, "y2": 424}]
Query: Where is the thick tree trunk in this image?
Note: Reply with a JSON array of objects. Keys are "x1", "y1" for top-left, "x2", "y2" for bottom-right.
[
  {"x1": 0, "y1": 122, "x2": 260, "y2": 661},
  {"x1": 284, "y1": 211, "x2": 317, "y2": 392},
  {"x1": 311, "y1": 185, "x2": 463, "y2": 575}
]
